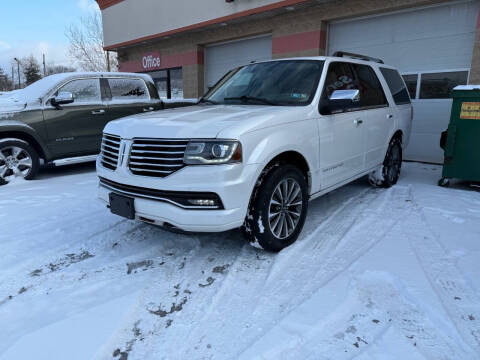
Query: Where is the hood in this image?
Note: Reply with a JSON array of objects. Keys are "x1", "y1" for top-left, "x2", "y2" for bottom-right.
[
  {"x1": 0, "y1": 92, "x2": 28, "y2": 113},
  {"x1": 104, "y1": 104, "x2": 304, "y2": 139}
]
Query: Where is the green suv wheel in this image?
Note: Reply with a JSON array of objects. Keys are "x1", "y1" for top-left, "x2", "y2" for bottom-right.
[{"x1": 0, "y1": 139, "x2": 39, "y2": 184}]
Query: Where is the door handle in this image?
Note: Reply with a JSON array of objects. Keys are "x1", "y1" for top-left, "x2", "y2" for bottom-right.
[
  {"x1": 92, "y1": 109, "x2": 105, "y2": 115},
  {"x1": 143, "y1": 107, "x2": 154, "y2": 112},
  {"x1": 354, "y1": 119, "x2": 364, "y2": 126},
  {"x1": 387, "y1": 114, "x2": 393, "y2": 119}
]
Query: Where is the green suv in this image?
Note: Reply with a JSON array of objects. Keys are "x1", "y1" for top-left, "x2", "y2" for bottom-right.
[{"x1": 0, "y1": 72, "x2": 162, "y2": 184}]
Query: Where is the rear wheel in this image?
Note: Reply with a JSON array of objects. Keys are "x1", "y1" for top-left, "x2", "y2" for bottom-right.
[
  {"x1": 369, "y1": 137, "x2": 402, "y2": 188},
  {"x1": 0, "y1": 139, "x2": 39, "y2": 184},
  {"x1": 243, "y1": 165, "x2": 308, "y2": 252}
]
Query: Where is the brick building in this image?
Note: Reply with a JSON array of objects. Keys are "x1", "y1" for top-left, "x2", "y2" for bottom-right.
[{"x1": 97, "y1": 0, "x2": 480, "y2": 163}]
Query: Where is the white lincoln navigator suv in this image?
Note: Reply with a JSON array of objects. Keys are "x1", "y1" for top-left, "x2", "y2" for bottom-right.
[{"x1": 97, "y1": 52, "x2": 412, "y2": 251}]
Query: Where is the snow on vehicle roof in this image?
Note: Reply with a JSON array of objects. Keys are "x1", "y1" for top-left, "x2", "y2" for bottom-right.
[
  {"x1": 454, "y1": 85, "x2": 480, "y2": 91},
  {"x1": 18, "y1": 72, "x2": 154, "y2": 100}
]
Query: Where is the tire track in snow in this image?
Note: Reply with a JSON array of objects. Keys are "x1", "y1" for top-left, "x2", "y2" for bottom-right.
[
  {"x1": 0, "y1": 224, "x2": 192, "y2": 355},
  {"x1": 232, "y1": 185, "x2": 412, "y2": 358},
  {"x1": 95, "y1": 232, "x2": 246, "y2": 360},
  {"x1": 251, "y1": 271, "x2": 473, "y2": 360},
  {"x1": 161, "y1": 188, "x2": 372, "y2": 359},
  {"x1": 168, "y1": 186, "x2": 409, "y2": 359},
  {"x1": 404, "y1": 199, "x2": 480, "y2": 355}
]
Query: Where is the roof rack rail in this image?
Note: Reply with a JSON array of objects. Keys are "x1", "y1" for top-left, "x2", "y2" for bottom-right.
[{"x1": 332, "y1": 51, "x2": 384, "y2": 64}]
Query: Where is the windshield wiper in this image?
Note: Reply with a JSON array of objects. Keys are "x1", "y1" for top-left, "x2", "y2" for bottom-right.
[
  {"x1": 224, "y1": 96, "x2": 278, "y2": 106},
  {"x1": 198, "y1": 98, "x2": 218, "y2": 105}
]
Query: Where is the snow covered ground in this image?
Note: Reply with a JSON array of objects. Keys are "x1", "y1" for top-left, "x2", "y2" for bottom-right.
[{"x1": 1, "y1": 162, "x2": 479, "y2": 360}]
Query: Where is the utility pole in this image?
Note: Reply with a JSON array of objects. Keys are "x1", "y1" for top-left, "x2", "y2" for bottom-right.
[
  {"x1": 14, "y1": 57, "x2": 20, "y2": 89},
  {"x1": 11, "y1": 65, "x2": 14, "y2": 90},
  {"x1": 43, "y1": 54, "x2": 46, "y2": 77},
  {"x1": 106, "y1": 51, "x2": 111, "y2": 72}
]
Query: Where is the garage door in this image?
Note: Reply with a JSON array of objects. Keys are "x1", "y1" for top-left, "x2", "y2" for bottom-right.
[
  {"x1": 328, "y1": 1, "x2": 479, "y2": 163},
  {"x1": 205, "y1": 35, "x2": 272, "y2": 91}
]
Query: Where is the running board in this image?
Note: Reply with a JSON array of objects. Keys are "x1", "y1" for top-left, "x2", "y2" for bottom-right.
[{"x1": 52, "y1": 154, "x2": 98, "y2": 166}]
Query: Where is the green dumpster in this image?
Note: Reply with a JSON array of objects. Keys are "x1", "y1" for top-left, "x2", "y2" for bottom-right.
[{"x1": 439, "y1": 85, "x2": 480, "y2": 187}]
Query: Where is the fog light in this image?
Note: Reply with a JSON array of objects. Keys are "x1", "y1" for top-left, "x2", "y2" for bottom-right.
[{"x1": 188, "y1": 199, "x2": 217, "y2": 206}]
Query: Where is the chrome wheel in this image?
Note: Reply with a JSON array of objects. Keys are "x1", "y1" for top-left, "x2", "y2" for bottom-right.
[
  {"x1": 0, "y1": 146, "x2": 33, "y2": 181},
  {"x1": 268, "y1": 178, "x2": 303, "y2": 239}
]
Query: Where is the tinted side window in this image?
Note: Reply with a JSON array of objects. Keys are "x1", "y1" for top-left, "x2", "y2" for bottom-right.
[
  {"x1": 108, "y1": 78, "x2": 149, "y2": 101},
  {"x1": 380, "y1": 67, "x2": 411, "y2": 105},
  {"x1": 58, "y1": 79, "x2": 100, "y2": 103},
  {"x1": 352, "y1": 64, "x2": 387, "y2": 107},
  {"x1": 322, "y1": 62, "x2": 358, "y2": 99}
]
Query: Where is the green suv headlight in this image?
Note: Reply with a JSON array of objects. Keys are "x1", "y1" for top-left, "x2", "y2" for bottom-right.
[{"x1": 184, "y1": 140, "x2": 242, "y2": 165}]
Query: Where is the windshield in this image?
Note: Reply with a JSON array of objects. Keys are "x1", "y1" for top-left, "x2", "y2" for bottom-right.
[{"x1": 204, "y1": 60, "x2": 324, "y2": 106}]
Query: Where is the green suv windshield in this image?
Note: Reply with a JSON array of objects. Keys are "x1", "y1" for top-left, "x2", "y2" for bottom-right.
[{"x1": 204, "y1": 60, "x2": 324, "y2": 106}]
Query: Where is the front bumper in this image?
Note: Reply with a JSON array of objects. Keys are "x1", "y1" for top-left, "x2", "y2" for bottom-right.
[{"x1": 97, "y1": 160, "x2": 261, "y2": 232}]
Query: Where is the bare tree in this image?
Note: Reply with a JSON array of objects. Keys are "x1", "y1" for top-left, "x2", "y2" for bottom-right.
[
  {"x1": 0, "y1": 67, "x2": 12, "y2": 91},
  {"x1": 65, "y1": 11, "x2": 117, "y2": 72}
]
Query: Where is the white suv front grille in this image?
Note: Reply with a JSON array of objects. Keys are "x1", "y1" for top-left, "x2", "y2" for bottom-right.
[
  {"x1": 100, "y1": 134, "x2": 121, "y2": 170},
  {"x1": 128, "y1": 138, "x2": 188, "y2": 177}
]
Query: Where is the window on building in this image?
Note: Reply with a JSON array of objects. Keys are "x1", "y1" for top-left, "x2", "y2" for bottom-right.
[
  {"x1": 57, "y1": 78, "x2": 100, "y2": 103},
  {"x1": 380, "y1": 67, "x2": 411, "y2": 105},
  {"x1": 149, "y1": 68, "x2": 183, "y2": 99},
  {"x1": 108, "y1": 78, "x2": 148, "y2": 100},
  {"x1": 419, "y1": 71, "x2": 468, "y2": 99},
  {"x1": 352, "y1": 64, "x2": 388, "y2": 108},
  {"x1": 170, "y1": 68, "x2": 183, "y2": 99},
  {"x1": 401, "y1": 74, "x2": 418, "y2": 100}
]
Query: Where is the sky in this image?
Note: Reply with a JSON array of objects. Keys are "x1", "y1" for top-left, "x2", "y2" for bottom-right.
[{"x1": 0, "y1": 0, "x2": 99, "y2": 76}]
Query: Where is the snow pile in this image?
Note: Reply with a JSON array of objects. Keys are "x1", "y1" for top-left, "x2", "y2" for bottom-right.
[{"x1": 0, "y1": 163, "x2": 479, "y2": 359}]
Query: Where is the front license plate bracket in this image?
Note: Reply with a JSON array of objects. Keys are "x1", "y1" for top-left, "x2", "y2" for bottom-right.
[{"x1": 109, "y1": 193, "x2": 135, "y2": 220}]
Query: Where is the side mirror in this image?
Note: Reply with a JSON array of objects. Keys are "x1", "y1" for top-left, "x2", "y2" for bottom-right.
[
  {"x1": 320, "y1": 89, "x2": 360, "y2": 115},
  {"x1": 51, "y1": 91, "x2": 74, "y2": 109}
]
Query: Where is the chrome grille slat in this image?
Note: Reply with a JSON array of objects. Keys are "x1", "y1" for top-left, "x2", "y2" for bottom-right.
[
  {"x1": 128, "y1": 138, "x2": 187, "y2": 177},
  {"x1": 129, "y1": 167, "x2": 172, "y2": 173},
  {"x1": 101, "y1": 148, "x2": 118, "y2": 157},
  {"x1": 132, "y1": 144, "x2": 188, "y2": 148},
  {"x1": 130, "y1": 150, "x2": 185, "y2": 155},
  {"x1": 129, "y1": 161, "x2": 183, "y2": 167},
  {"x1": 129, "y1": 155, "x2": 184, "y2": 161},
  {"x1": 100, "y1": 133, "x2": 120, "y2": 171},
  {"x1": 101, "y1": 152, "x2": 118, "y2": 161},
  {"x1": 102, "y1": 158, "x2": 117, "y2": 166}
]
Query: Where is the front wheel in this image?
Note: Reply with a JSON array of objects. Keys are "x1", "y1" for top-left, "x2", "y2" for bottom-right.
[
  {"x1": 243, "y1": 165, "x2": 309, "y2": 252},
  {"x1": 0, "y1": 139, "x2": 39, "y2": 185}
]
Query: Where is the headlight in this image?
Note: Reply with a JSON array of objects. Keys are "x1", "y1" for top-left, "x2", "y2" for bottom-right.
[{"x1": 184, "y1": 140, "x2": 242, "y2": 165}]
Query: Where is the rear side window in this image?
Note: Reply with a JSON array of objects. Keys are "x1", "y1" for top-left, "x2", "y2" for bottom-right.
[
  {"x1": 352, "y1": 64, "x2": 388, "y2": 108},
  {"x1": 380, "y1": 68, "x2": 411, "y2": 105},
  {"x1": 107, "y1": 78, "x2": 149, "y2": 101}
]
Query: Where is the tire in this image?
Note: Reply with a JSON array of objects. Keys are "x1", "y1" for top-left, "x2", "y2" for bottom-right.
[
  {"x1": 369, "y1": 137, "x2": 402, "y2": 188},
  {"x1": 0, "y1": 138, "x2": 39, "y2": 184},
  {"x1": 243, "y1": 165, "x2": 309, "y2": 252},
  {"x1": 438, "y1": 177, "x2": 450, "y2": 187}
]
